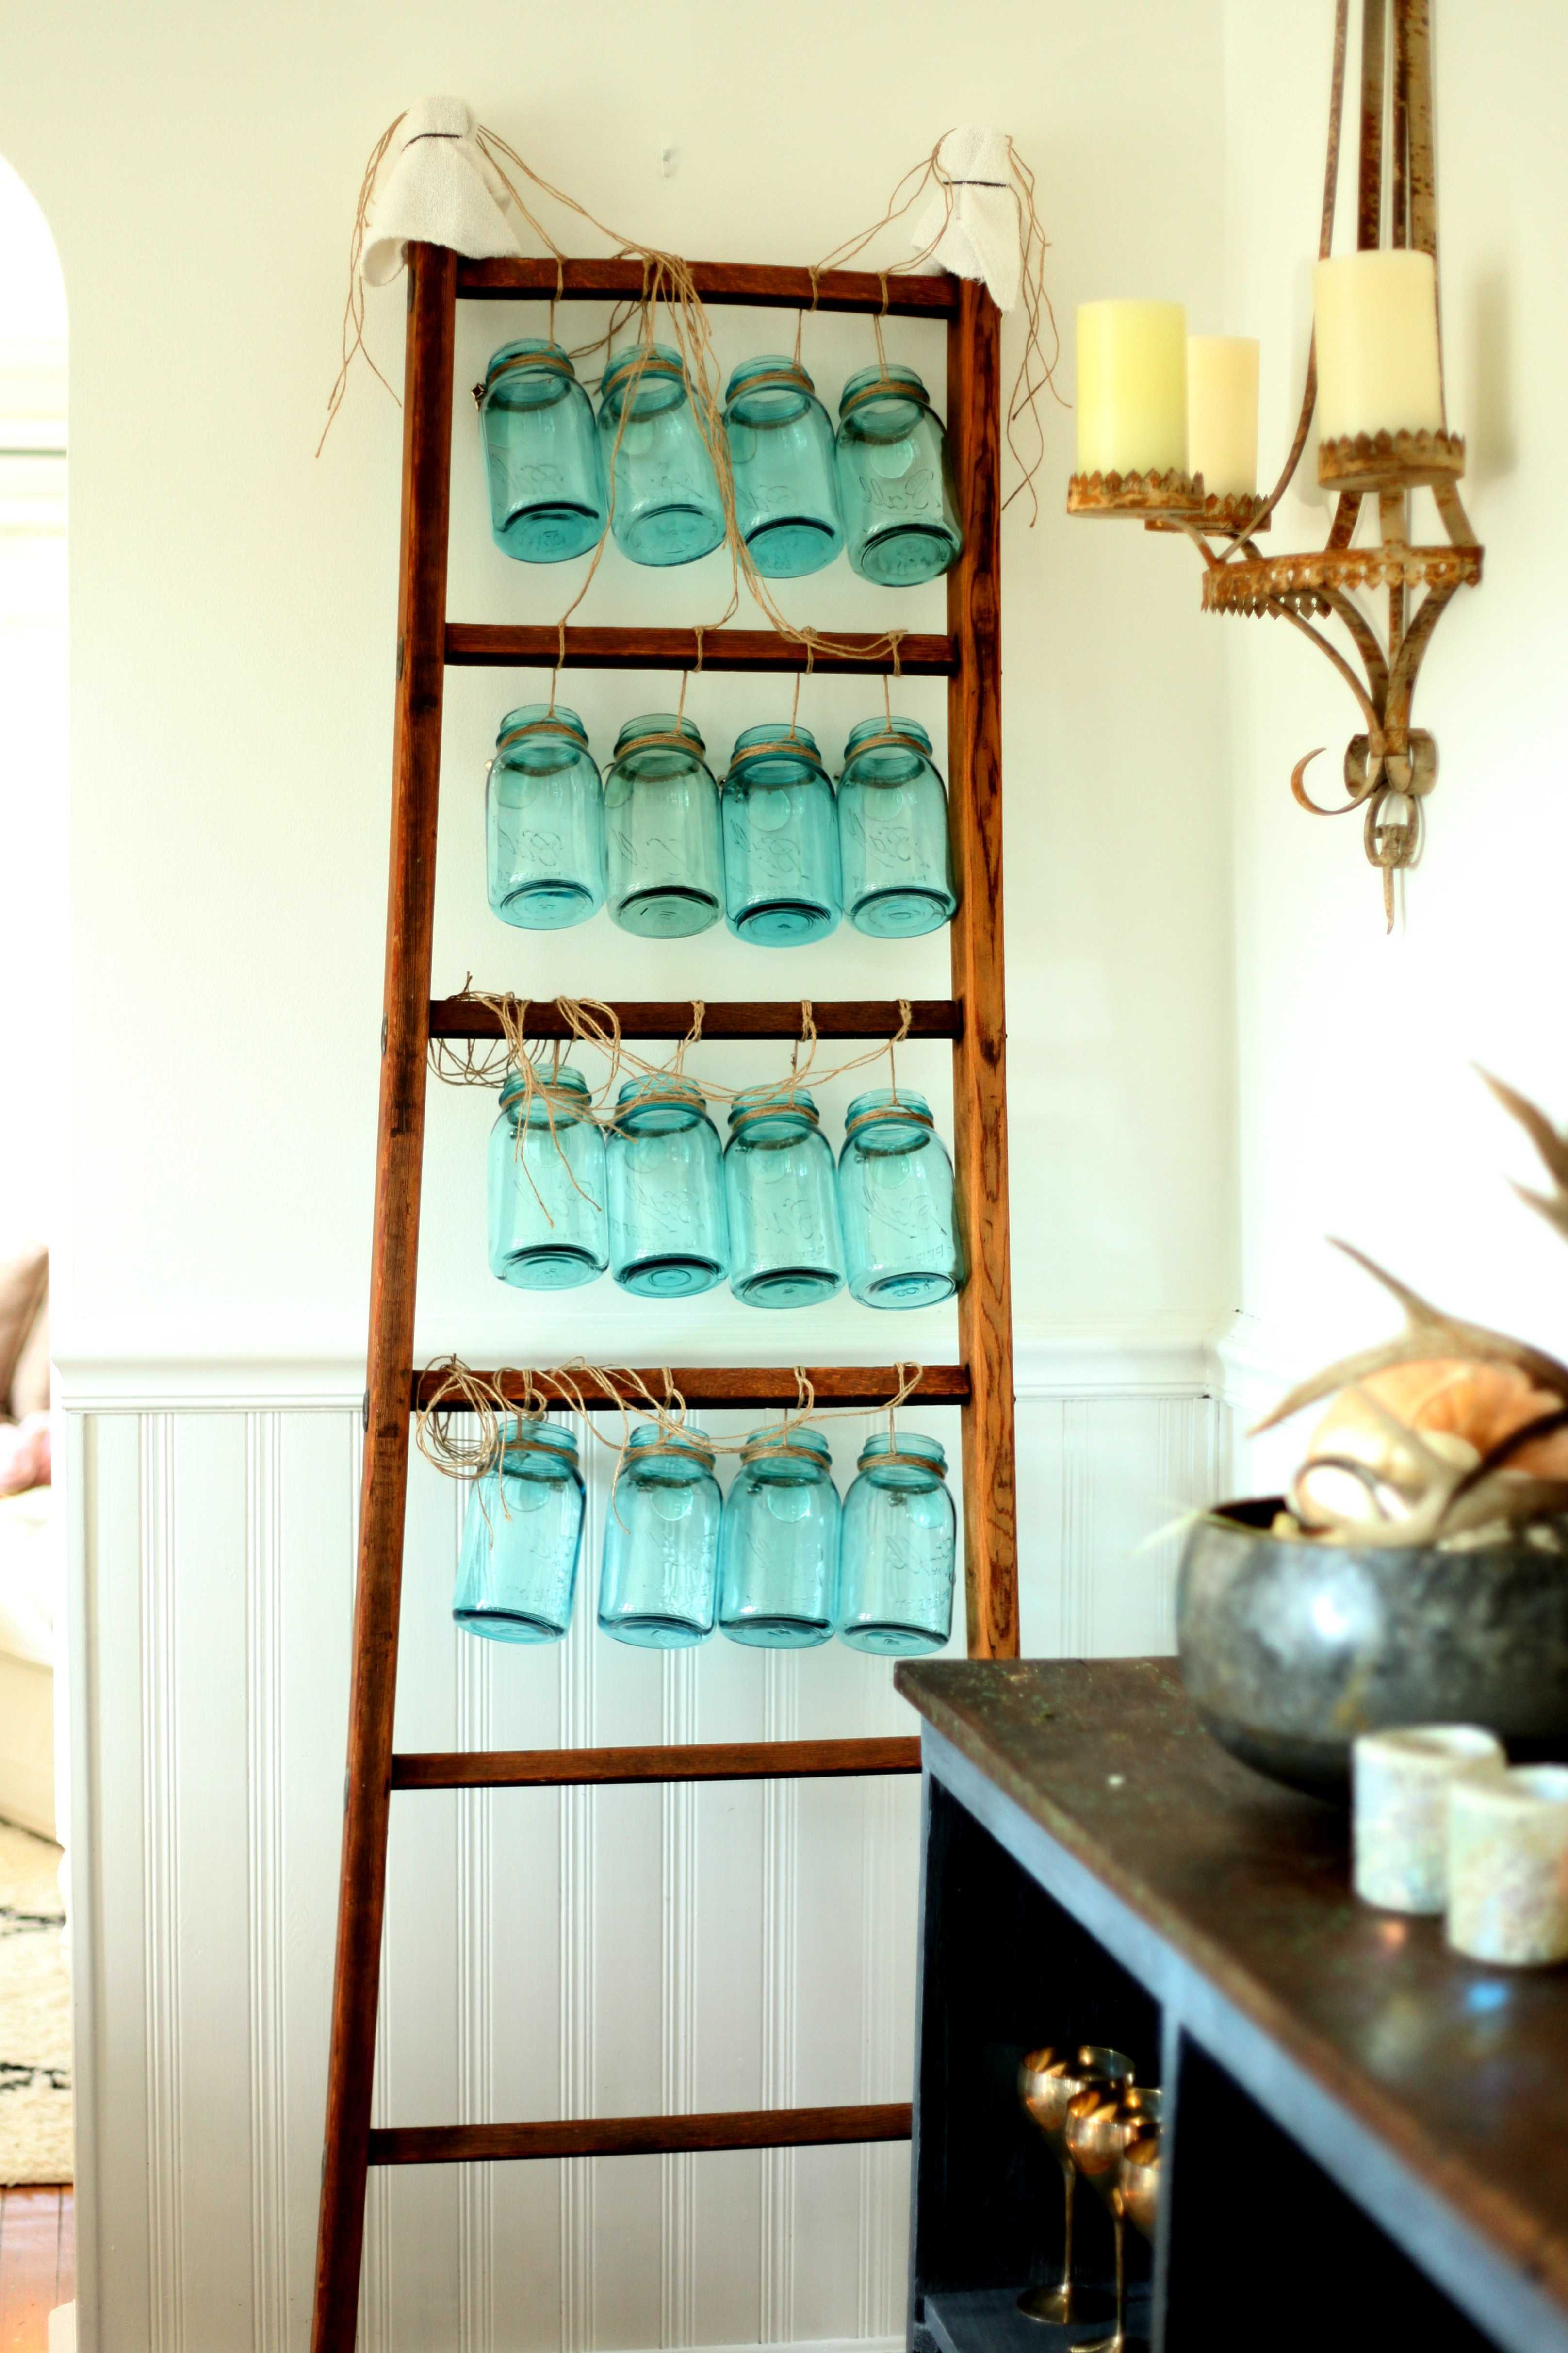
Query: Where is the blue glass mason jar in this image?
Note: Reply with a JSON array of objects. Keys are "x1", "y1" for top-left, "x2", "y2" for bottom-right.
[
  {"x1": 487, "y1": 1065, "x2": 608, "y2": 1289},
  {"x1": 604, "y1": 713, "x2": 725, "y2": 938},
  {"x1": 453, "y1": 1423, "x2": 586, "y2": 1642},
  {"x1": 724, "y1": 355, "x2": 844, "y2": 578},
  {"x1": 718, "y1": 1426, "x2": 841, "y2": 1647},
  {"x1": 598, "y1": 1426, "x2": 722, "y2": 1646},
  {"x1": 837, "y1": 1431, "x2": 956, "y2": 1654},
  {"x1": 835, "y1": 364, "x2": 964, "y2": 587},
  {"x1": 722, "y1": 724, "x2": 842, "y2": 947},
  {"x1": 837, "y1": 717, "x2": 959, "y2": 938},
  {"x1": 724, "y1": 1087, "x2": 845, "y2": 1309},
  {"x1": 478, "y1": 339, "x2": 607, "y2": 563},
  {"x1": 598, "y1": 342, "x2": 726, "y2": 567},
  {"x1": 838, "y1": 1088, "x2": 964, "y2": 1309},
  {"x1": 486, "y1": 703, "x2": 606, "y2": 930},
  {"x1": 607, "y1": 1076, "x2": 728, "y2": 1299}
]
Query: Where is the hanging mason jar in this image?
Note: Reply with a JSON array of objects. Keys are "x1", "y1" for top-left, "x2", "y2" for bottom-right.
[
  {"x1": 597, "y1": 341, "x2": 726, "y2": 567},
  {"x1": 604, "y1": 713, "x2": 725, "y2": 938},
  {"x1": 837, "y1": 717, "x2": 959, "y2": 938},
  {"x1": 835, "y1": 363, "x2": 964, "y2": 587},
  {"x1": 486, "y1": 702, "x2": 606, "y2": 930},
  {"x1": 478, "y1": 339, "x2": 607, "y2": 563},
  {"x1": 718, "y1": 1426, "x2": 841, "y2": 1648},
  {"x1": 838, "y1": 1088, "x2": 964, "y2": 1309},
  {"x1": 837, "y1": 1431, "x2": 956, "y2": 1654},
  {"x1": 724, "y1": 355, "x2": 844, "y2": 578},
  {"x1": 721, "y1": 724, "x2": 842, "y2": 947},
  {"x1": 487, "y1": 1064, "x2": 608, "y2": 1290},
  {"x1": 453, "y1": 1422, "x2": 586, "y2": 1643},
  {"x1": 598, "y1": 1426, "x2": 722, "y2": 1647},
  {"x1": 723, "y1": 1086, "x2": 845, "y2": 1310},
  {"x1": 606, "y1": 1075, "x2": 729, "y2": 1299}
]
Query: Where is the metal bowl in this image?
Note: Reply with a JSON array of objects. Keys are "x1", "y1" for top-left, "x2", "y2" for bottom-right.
[{"x1": 1176, "y1": 1498, "x2": 1568, "y2": 1802}]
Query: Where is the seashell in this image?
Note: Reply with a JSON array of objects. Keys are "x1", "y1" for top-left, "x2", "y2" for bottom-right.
[{"x1": 1293, "y1": 1358, "x2": 1568, "y2": 1532}]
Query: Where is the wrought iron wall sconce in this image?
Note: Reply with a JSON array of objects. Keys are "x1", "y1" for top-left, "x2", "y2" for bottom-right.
[{"x1": 1068, "y1": 0, "x2": 1482, "y2": 930}]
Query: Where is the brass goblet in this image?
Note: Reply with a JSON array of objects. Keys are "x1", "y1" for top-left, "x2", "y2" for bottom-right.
[
  {"x1": 1119, "y1": 2128, "x2": 1161, "y2": 2248},
  {"x1": 1063, "y1": 2086, "x2": 1150, "y2": 2353},
  {"x1": 1016, "y1": 2045, "x2": 1134, "y2": 2324}
]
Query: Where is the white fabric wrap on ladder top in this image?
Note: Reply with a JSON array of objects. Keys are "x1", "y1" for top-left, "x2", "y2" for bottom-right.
[
  {"x1": 913, "y1": 126, "x2": 1022, "y2": 313},
  {"x1": 361, "y1": 95, "x2": 523, "y2": 285}
]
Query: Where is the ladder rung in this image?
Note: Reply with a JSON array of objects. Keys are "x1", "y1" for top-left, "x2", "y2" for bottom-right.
[
  {"x1": 392, "y1": 1736, "x2": 922, "y2": 1791},
  {"x1": 456, "y1": 254, "x2": 957, "y2": 318},
  {"x1": 368, "y1": 2103, "x2": 914, "y2": 2167},
  {"x1": 429, "y1": 995, "x2": 962, "y2": 1043},
  {"x1": 411, "y1": 1365, "x2": 971, "y2": 1412},
  {"x1": 444, "y1": 623, "x2": 957, "y2": 675}
]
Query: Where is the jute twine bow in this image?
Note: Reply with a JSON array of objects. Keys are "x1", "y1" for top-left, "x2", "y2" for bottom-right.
[
  {"x1": 430, "y1": 990, "x2": 916, "y2": 1133},
  {"x1": 416, "y1": 1354, "x2": 928, "y2": 1530}
]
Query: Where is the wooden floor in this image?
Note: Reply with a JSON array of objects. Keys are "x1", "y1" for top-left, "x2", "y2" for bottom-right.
[{"x1": 0, "y1": 2190, "x2": 72, "y2": 2352}]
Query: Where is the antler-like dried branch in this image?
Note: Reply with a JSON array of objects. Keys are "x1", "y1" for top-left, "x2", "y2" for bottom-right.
[
  {"x1": 1477, "y1": 1066, "x2": 1568, "y2": 1247},
  {"x1": 1253, "y1": 1238, "x2": 1568, "y2": 1433}
]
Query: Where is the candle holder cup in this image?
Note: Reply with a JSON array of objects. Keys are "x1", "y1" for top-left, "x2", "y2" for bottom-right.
[
  {"x1": 1065, "y1": 2087, "x2": 1152, "y2": 2353},
  {"x1": 1015, "y1": 2044, "x2": 1133, "y2": 2325}
]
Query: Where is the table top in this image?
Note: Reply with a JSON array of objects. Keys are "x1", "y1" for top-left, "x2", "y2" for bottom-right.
[{"x1": 896, "y1": 1655, "x2": 1568, "y2": 2319}]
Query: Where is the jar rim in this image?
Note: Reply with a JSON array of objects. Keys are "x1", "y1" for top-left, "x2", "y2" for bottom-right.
[
  {"x1": 612, "y1": 710, "x2": 707, "y2": 758},
  {"x1": 726, "y1": 724, "x2": 827, "y2": 777},
  {"x1": 839, "y1": 361, "x2": 930, "y2": 412},
  {"x1": 500, "y1": 1064, "x2": 591, "y2": 1108},
  {"x1": 843, "y1": 715, "x2": 933, "y2": 758},
  {"x1": 845, "y1": 1087, "x2": 933, "y2": 1124},
  {"x1": 728, "y1": 1086, "x2": 820, "y2": 1130},
  {"x1": 482, "y1": 338, "x2": 578, "y2": 395},
  {"x1": 857, "y1": 1430, "x2": 947, "y2": 1473},
  {"x1": 602, "y1": 339, "x2": 686, "y2": 391},
  {"x1": 725, "y1": 353, "x2": 817, "y2": 401},
  {"x1": 614, "y1": 1075, "x2": 708, "y2": 1116},
  {"x1": 624, "y1": 1423, "x2": 716, "y2": 1471},
  {"x1": 497, "y1": 701, "x2": 589, "y2": 748},
  {"x1": 500, "y1": 1421, "x2": 580, "y2": 1462},
  {"x1": 742, "y1": 1424, "x2": 831, "y2": 1461}
]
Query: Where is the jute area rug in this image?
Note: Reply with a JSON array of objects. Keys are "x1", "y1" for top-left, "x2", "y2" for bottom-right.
[{"x1": 0, "y1": 1820, "x2": 72, "y2": 2183}]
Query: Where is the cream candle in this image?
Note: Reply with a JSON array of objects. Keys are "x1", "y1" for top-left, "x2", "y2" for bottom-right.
[
  {"x1": 1186, "y1": 336, "x2": 1259, "y2": 498},
  {"x1": 1352, "y1": 1725, "x2": 1504, "y2": 1914},
  {"x1": 1448, "y1": 1766, "x2": 1568, "y2": 1967},
  {"x1": 1076, "y1": 301, "x2": 1188, "y2": 479},
  {"x1": 1312, "y1": 251, "x2": 1444, "y2": 443}
]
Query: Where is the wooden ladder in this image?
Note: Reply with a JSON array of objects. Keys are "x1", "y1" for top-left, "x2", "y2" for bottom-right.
[{"x1": 310, "y1": 241, "x2": 1018, "y2": 2350}]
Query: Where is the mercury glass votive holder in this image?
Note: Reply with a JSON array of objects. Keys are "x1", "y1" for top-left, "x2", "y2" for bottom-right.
[
  {"x1": 1352, "y1": 1724, "x2": 1506, "y2": 1915},
  {"x1": 1447, "y1": 1764, "x2": 1568, "y2": 1966}
]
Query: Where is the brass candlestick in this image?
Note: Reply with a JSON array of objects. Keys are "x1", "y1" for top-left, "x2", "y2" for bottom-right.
[
  {"x1": 1016, "y1": 2044, "x2": 1133, "y2": 2324},
  {"x1": 1120, "y1": 2128, "x2": 1162, "y2": 2249}
]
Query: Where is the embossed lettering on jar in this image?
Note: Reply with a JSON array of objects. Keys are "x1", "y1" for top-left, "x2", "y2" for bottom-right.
[
  {"x1": 604, "y1": 713, "x2": 725, "y2": 938},
  {"x1": 607, "y1": 1076, "x2": 729, "y2": 1299},
  {"x1": 454, "y1": 1423, "x2": 586, "y2": 1643},
  {"x1": 599, "y1": 1426, "x2": 722, "y2": 1647},
  {"x1": 838, "y1": 1088, "x2": 964, "y2": 1308},
  {"x1": 486, "y1": 1065, "x2": 607, "y2": 1290},
  {"x1": 719, "y1": 1426, "x2": 841, "y2": 1648},
  {"x1": 723, "y1": 1086, "x2": 846, "y2": 1310},
  {"x1": 724, "y1": 355, "x2": 844, "y2": 578},
  {"x1": 838, "y1": 717, "x2": 958, "y2": 938},
  {"x1": 598, "y1": 342, "x2": 726, "y2": 567},
  {"x1": 478, "y1": 339, "x2": 607, "y2": 563},
  {"x1": 835, "y1": 363, "x2": 963, "y2": 587},
  {"x1": 837, "y1": 1431, "x2": 956, "y2": 1654},
  {"x1": 486, "y1": 702, "x2": 606, "y2": 930},
  {"x1": 722, "y1": 724, "x2": 841, "y2": 946}
]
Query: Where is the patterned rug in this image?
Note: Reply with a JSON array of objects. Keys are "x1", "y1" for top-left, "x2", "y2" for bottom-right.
[{"x1": 0, "y1": 1821, "x2": 71, "y2": 2183}]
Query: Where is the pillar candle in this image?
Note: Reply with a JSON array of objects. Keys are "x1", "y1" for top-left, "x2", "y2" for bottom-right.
[
  {"x1": 1448, "y1": 1766, "x2": 1568, "y2": 1967},
  {"x1": 1352, "y1": 1725, "x2": 1505, "y2": 1914},
  {"x1": 1186, "y1": 336, "x2": 1259, "y2": 498},
  {"x1": 1313, "y1": 251, "x2": 1444, "y2": 443},
  {"x1": 1076, "y1": 301, "x2": 1188, "y2": 478}
]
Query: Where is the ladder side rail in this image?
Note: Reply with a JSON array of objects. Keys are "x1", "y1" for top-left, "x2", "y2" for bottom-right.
[
  {"x1": 312, "y1": 241, "x2": 457, "y2": 2353},
  {"x1": 946, "y1": 283, "x2": 1020, "y2": 1661}
]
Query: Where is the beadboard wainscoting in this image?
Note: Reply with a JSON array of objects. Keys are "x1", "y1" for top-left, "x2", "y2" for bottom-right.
[{"x1": 61, "y1": 1337, "x2": 1224, "y2": 2353}]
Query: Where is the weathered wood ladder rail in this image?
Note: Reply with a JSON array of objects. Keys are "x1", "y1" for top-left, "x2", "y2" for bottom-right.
[{"x1": 310, "y1": 243, "x2": 1018, "y2": 2350}]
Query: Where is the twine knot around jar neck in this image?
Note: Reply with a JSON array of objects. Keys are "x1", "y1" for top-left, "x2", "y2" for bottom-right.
[
  {"x1": 612, "y1": 718, "x2": 709, "y2": 764},
  {"x1": 616, "y1": 1431, "x2": 717, "y2": 1476},
  {"x1": 497, "y1": 1428, "x2": 580, "y2": 1468},
  {"x1": 494, "y1": 716, "x2": 592, "y2": 757},
  {"x1": 726, "y1": 736, "x2": 829, "y2": 780},
  {"x1": 841, "y1": 729, "x2": 933, "y2": 773},
  {"x1": 843, "y1": 1100, "x2": 934, "y2": 1141},
  {"x1": 858, "y1": 1446, "x2": 947, "y2": 1477},
  {"x1": 476, "y1": 346, "x2": 578, "y2": 407},
  {"x1": 601, "y1": 346, "x2": 689, "y2": 405},
  {"x1": 725, "y1": 362, "x2": 818, "y2": 408},
  {"x1": 728, "y1": 1093, "x2": 821, "y2": 1135},
  {"x1": 740, "y1": 1433, "x2": 832, "y2": 1468},
  {"x1": 838, "y1": 372, "x2": 935, "y2": 426}
]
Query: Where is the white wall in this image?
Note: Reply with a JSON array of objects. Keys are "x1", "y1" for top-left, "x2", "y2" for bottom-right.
[
  {"x1": 2, "y1": 1, "x2": 1240, "y2": 2346},
  {"x1": 1221, "y1": 0, "x2": 1568, "y2": 1491}
]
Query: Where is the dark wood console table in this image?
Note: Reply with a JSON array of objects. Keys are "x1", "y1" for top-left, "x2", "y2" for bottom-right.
[{"x1": 896, "y1": 1656, "x2": 1568, "y2": 2353}]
